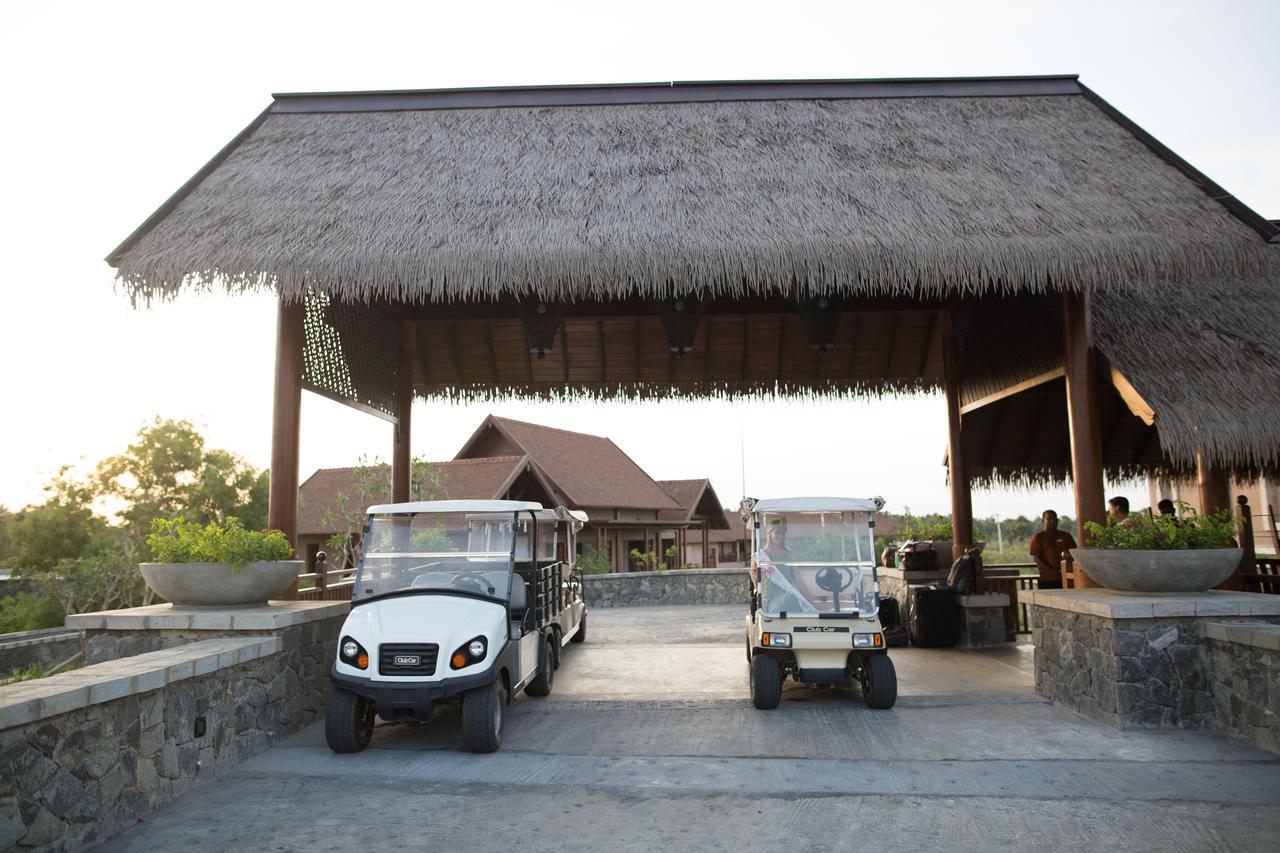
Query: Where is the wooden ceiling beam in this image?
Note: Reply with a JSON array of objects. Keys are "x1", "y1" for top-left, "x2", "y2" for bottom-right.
[
  {"x1": 1109, "y1": 365, "x2": 1156, "y2": 426},
  {"x1": 882, "y1": 314, "x2": 899, "y2": 377},
  {"x1": 917, "y1": 311, "x2": 938, "y2": 378},
  {"x1": 960, "y1": 367, "x2": 1065, "y2": 415},
  {"x1": 484, "y1": 322, "x2": 498, "y2": 382}
]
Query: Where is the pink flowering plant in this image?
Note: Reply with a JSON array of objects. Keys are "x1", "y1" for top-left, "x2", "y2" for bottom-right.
[
  {"x1": 147, "y1": 516, "x2": 293, "y2": 571},
  {"x1": 1083, "y1": 503, "x2": 1238, "y2": 550}
]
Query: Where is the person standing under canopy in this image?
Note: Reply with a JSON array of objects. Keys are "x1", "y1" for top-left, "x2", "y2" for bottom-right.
[{"x1": 1030, "y1": 510, "x2": 1077, "y2": 590}]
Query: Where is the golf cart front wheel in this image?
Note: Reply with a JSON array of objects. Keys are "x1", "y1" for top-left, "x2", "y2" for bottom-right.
[
  {"x1": 862, "y1": 654, "x2": 898, "y2": 709},
  {"x1": 750, "y1": 654, "x2": 782, "y2": 710},
  {"x1": 325, "y1": 688, "x2": 375, "y2": 753},
  {"x1": 570, "y1": 610, "x2": 587, "y2": 643},
  {"x1": 462, "y1": 680, "x2": 505, "y2": 753}
]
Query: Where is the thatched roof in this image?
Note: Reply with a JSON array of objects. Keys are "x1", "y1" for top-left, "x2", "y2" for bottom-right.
[
  {"x1": 107, "y1": 77, "x2": 1280, "y2": 479},
  {"x1": 109, "y1": 77, "x2": 1278, "y2": 303}
]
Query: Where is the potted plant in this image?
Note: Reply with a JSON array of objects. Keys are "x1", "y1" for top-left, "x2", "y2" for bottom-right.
[
  {"x1": 1072, "y1": 505, "x2": 1241, "y2": 593},
  {"x1": 141, "y1": 516, "x2": 301, "y2": 606}
]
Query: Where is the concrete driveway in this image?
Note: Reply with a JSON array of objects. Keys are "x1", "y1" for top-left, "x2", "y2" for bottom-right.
[{"x1": 99, "y1": 605, "x2": 1280, "y2": 852}]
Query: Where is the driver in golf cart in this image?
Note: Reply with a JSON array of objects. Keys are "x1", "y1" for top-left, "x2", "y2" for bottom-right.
[{"x1": 753, "y1": 515, "x2": 873, "y2": 616}]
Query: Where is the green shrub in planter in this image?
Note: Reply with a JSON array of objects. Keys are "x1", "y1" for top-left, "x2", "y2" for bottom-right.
[
  {"x1": 1082, "y1": 504, "x2": 1237, "y2": 550},
  {"x1": 147, "y1": 516, "x2": 294, "y2": 571}
]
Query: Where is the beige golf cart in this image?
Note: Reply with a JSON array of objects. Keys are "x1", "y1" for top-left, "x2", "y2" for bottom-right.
[{"x1": 742, "y1": 496, "x2": 897, "y2": 710}]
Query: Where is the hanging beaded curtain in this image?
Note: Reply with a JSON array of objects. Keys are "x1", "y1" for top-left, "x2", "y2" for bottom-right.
[{"x1": 301, "y1": 291, "x2": 401, "y2": 422}]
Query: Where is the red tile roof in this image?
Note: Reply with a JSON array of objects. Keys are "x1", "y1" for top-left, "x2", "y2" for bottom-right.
[
  {"x1": 456, "y1": 416, "x2": 680, "y2": 510},
  {"x1": 296, "y1": 456, "x2": 527, "y2": 535},
  {"x1": 657, "y1": 479, "x2": 731, "y2": 528}
]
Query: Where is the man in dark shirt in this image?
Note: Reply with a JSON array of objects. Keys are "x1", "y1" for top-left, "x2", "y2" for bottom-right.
[{"x1": 1029, "y1": 510, "x2": 1077, "y2": 590}]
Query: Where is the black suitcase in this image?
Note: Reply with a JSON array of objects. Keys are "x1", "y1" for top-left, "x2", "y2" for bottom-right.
[
  {"x1": 877, "y1": 596, "x2": 901, "y2": 630},
  {"x1": 906, "y1": 584, "x2": 960, "y2": 647},
  {"x1": 883, "y1": 625, "x2": 909, "y2": 647}
]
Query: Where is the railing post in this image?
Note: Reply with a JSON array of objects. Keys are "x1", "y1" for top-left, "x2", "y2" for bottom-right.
[
  {"x1": 1236, "y1": 496, "x2": 1256, "y2": 591},
  {"x1": 315, "y1": 551, "x2": 328, "y2": 593}
]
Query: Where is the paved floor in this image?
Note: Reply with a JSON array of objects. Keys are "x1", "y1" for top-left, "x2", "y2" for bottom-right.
[{"x1": 100, "y1": 605, "x2": 1280, "y2": 852}]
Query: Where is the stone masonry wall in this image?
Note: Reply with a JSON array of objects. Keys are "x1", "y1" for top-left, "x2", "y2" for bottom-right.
[
  {"x1": 1, "y1": 610, "x2": 344, "y2": 852},
  {"x1": 584, "y1": 568, "x2": 750, "y2": 608},
  {"x1": 1208, "y1": 637, "x2": 1280, "y2": 755},
  {"x1": 0, "y1": 644, "x2": 324, "y2": 852},
  {"x1": 84, "y1": 614, "x2": 346, "y2": 672},
  {"x1": 1030, "y1": 607, "x2": 1280, "y2": 730}
]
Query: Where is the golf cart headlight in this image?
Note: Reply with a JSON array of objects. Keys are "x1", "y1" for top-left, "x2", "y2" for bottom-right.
[
  {"x1": 762, "y1": 632, "x2": 791, "y2": 648},
  {"x1": 451, "y1": 636, "x2": 488, "y2": 669},
  {"x1": 339, "y1": 636, "x2": 368, "y2": 669},
  {"x1": 853, "y1": 633, "x2": 882, "y2": 648}
]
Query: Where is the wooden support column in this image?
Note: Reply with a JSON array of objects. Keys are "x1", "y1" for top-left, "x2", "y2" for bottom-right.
[
  {"x1": 1063, "y1": 291, "x2": 1105, "y2": 585},
  {"x1": 1196, "y1": 452, "x2": 1231, "y2": 516},
  {"x1": 942, "y1": 308, "x2": 973, "y2": 560},
  {"x1": 268, "y1": 297, "x2": 304, "y2": 597},
  {"x1": 702, "y1": 520, "x2": 709, "y2": 567},
  {"x1": 391, "y1": 322, "x2": 415, "y2": 503}
]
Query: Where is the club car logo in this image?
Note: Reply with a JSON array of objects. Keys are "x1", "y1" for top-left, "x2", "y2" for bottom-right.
[
  {"x1": 793, "y1": 626, "x2": 849, "y2": 633},
  {"x1": 393, "y1": 655, "x2": 421, "y2": 666}
]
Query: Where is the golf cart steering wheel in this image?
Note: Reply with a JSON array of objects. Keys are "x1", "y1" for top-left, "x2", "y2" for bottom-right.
[
  {"x1": 815, "y1": 566, "x2": 855, "y2": 594},
  {"x1": 451, "y1": 571, "x2": 496, "y2": 595}
]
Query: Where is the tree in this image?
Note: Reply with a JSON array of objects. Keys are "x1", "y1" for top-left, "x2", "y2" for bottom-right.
[
  {"x1": 95, "y1": 418, "x2": 269, "y2": 537},
  {"x1": 320, "y1": 457, "x2": 446, "y2": 568},
  {"x1": 8, "y1": 468, "x2": 108, "y2": 571}
]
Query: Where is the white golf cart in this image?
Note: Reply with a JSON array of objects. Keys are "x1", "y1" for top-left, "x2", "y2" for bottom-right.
[
  {"x1": 326, "y1": 500, "x2": 588, "y2": 753},
  {"x1": 742, "y1": 496, "x2": 897, "y2": 710}
]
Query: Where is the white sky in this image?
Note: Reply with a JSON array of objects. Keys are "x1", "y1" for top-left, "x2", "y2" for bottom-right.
[{"x1": 0, "y1": 1, "x2": 1276, "y2": 520}]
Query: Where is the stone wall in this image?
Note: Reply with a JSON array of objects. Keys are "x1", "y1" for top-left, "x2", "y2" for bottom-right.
[
  {"x1": 0, "y1": 628, "x2": 81, "y2": 676},
  {"x1": 584, "y1": 567, "x2": 750, "y2": 608},
  {"x1": 0, "y1": 601, "x2": 350, "y2": 851},
  {"x1": 956, "y1": 594, "x2": 1009, "y2": 648},
  {"x1": 1206, "y1": 623, "x2": 1280, "y2": 755},
  {"x1": 0, "y1": 636, "x2": 325, "y2": 851},
  {"x1": 1028, "y1": 590, "x2": 1280, "y2": 731}
]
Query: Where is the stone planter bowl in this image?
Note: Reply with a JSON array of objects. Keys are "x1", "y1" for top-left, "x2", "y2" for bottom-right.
[
  {"x1": 140, "y1": 561, "x2": 303, "y2": 606},
  {"x1": 1069, "y1": 548, "x2": 1242, "y2": 593}
]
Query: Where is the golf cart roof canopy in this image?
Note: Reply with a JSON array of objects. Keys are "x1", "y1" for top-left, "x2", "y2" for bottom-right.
[
  {"x1": 742, "y1": 496, "x2": 886, "y2": 514},
  {"x1": 365, "y1": 499, "x2": 588, "y2": 523}
]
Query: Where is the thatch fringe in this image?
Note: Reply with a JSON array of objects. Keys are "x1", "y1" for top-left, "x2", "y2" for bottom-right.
[
  {"x1": 112, "y1": 96, "x2": 1280, "y2": 305},
  {"x1": 1093, "y1": 278, "x2": 1280, "y2": 473},
  {"x1": 408, "y1": 378, "x2": 940, "y2": 405}
]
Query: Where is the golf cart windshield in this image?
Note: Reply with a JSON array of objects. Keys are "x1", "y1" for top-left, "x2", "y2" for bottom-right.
[
  {"x1": 354, "y1": 511, "x2": 519, "y2": 601},
  {"x1": 753, "y1": 510, "x2": 876, "y2": 617}
]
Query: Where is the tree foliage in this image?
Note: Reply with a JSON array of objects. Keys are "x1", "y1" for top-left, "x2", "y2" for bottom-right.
[
  {"x1": 320, "y1": 456, "x2": 445, "y2": 568},
  {"x1": 95, "y1": 418, "x2": 268, "y2": 534},
  {"x1": 0, "y1": 418, "x2": 271, "y2": 632}
]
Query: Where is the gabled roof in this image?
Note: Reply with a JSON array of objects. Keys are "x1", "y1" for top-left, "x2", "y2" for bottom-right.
[
  {"x1": 657, "y1": 479, "x2": 731, "y2": 528},
  {"x1": 297, "y1": 456, "x2": 531, "y2": 535},
  {"x1": 455, "y1": 416, "x2": 680, "y2": 511}
]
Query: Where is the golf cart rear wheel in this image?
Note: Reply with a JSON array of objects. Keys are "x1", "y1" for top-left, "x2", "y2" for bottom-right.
[
  {"x1": 862, "y1": 654, "x2": 898, "y2": 709},
  {"x1": 750, "y1": 654, "x2": 782, "y2": 710},
  {"x1": 525, "y1": 637, "x2": 556, "y2": 697},
  {"x1": 570, "y1": 611, "x2": 587, "y2": 643},
  {"x1": 462, "y1": 680, "x2": 505, "y2": 753},
  {"x1": 325, "y1": 687, "x2": 375, "y2": 753}
]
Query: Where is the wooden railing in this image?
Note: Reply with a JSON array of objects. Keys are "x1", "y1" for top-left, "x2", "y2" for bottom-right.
[
  {"x1": 1236, "y1": 495, "x2": 1280, "y2": 595},
  {"x1": 982, "y1": 563, "x2": 1039, "y2": 640},
  {"x1": 296, "y1": 553, "x2": 356, "y2": 601}
]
